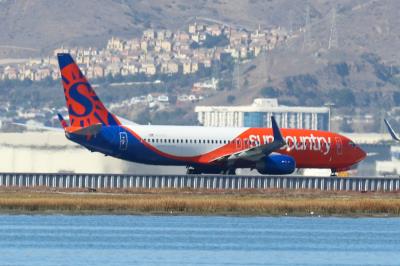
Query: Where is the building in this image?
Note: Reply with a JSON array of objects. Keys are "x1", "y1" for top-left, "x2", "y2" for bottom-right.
[
  {"x1": 0, "y1": 131, "x2": 183, "y2": 174},
  {"x1": 195, "y1": 98, "x2": 330, "y2": 130},
  {"x1": 192, "y1": 78, "x2": 218, "y2": 93}
]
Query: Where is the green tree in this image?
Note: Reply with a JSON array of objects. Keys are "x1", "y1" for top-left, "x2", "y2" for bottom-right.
[
  {"x1": 328, "y1": 88, "x2": 356, "y2": 107},
  {"x1": 260, "y1": 86, "x2": 278, "y2": 98}
]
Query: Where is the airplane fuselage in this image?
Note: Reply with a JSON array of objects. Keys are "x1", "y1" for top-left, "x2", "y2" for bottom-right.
[
  {"x1": 57, "y1": 53, "x2": 366, "y2": 175},
  {"x1": 68, "y1": 124, "x2": 365, "y2": 172}
]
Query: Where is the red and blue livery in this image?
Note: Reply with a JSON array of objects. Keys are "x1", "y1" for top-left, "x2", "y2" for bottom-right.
[{"x1": 57, "y1": 53, "x2": 366, "y2": 175}]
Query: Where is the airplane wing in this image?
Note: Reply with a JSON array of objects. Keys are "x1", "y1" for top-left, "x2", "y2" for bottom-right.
[
  {"x1": 212, "y1": 116, "x2": 286, "y2": 164},
  {"x1": 116, "y1": 115, "x2": 139, "y2": 126},
  {"x1": 11, "y1": 113, "x2": 67, "y2": 132},
  {"x1": 384, "y1": 118, "x2": 400, "y2": 141},
  {"x1": 11, "y1": 122, "x2": 64, "y2": 132}
]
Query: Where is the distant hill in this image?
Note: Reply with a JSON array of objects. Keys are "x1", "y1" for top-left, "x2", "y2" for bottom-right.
[
  {"x1": 0, "y1": 0, "x2": 398, "y2": 61},
  {"x1": 0, "y1": 0, "x2": 399, "y2": 131}
]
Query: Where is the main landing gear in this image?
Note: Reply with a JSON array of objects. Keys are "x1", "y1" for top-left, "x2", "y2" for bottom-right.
[
  {"x1": 330, "y1": 169, "x2": 337, "y2": 177},
  {"x1": 221, "y1": 169, "x2": 236, "y2": 175},
  {"x1": 186, "y1": 167, "x2": 198, "y2": 175}
]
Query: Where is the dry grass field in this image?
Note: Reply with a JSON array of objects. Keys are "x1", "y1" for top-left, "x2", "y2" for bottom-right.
[{"x1": 0, "y1": 188, "x2": 400, "y2": 216}]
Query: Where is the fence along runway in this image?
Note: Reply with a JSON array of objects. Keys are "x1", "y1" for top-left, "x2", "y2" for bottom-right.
[{"x1": 1, "y1": 173, "x2": 399, "y2": 192}]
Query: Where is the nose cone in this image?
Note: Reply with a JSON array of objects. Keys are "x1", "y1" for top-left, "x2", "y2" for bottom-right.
[{"x1": 355, "y1": 146, "x2": 367, "y2": 163}]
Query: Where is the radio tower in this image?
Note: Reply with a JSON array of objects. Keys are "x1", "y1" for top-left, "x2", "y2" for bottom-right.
[
  {"x1": 302, "y1": 4, "x2": 311, "y2": 50},
  {"x1": 328, "y1": 7, "x2": 338, "y2": 49}
]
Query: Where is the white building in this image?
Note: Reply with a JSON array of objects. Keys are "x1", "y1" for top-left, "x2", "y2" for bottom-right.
[
  {"x1": 0, "y1": 131, "x2": 184, "y2": 174},
  {"x1": 195, "y1": 98, "x2": 330, "y2": 130}
]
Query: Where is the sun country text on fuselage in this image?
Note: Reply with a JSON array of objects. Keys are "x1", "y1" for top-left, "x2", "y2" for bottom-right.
[{"x1": 56, "y1": 53, "x2": 366, "y2": 175}]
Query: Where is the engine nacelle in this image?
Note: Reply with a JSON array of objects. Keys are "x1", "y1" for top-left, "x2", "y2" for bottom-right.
[{"x1": 256, "y1": 154, "x2": 296, "y2": 175}]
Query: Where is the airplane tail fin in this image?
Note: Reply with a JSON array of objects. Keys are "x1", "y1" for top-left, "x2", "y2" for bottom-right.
[
  {"x1": 57, "y1": 53, "x2": 120, "y2": 128},
  {"x1": 384, "y1": 118, "x2": 400, "y2": 141}
]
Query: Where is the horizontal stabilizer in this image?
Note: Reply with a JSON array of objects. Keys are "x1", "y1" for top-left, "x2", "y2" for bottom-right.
[
  {"x1": 69, "y1": 123, "x2": 102, "y2": 136},
  {"x1": 384, "y1": 119, "x2": 400, "y2": 141},
  {"x1": 58, "y1": 113, "x2": 68, "y2": 129}
]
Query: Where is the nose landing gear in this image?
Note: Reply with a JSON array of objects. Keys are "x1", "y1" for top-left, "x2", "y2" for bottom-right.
[{"x1": 330, "y1": 169, "x2": 337, "y2": 177}]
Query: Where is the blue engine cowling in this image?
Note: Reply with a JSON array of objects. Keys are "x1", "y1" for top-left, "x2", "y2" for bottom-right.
[{"x1": 256, "y1": 154, "x2": 296, "y2": 175}]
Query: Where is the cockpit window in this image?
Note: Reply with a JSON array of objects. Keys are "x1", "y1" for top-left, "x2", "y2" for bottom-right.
[{"x1": 349, "y1": 141, "x2": 356, "y2": 147}]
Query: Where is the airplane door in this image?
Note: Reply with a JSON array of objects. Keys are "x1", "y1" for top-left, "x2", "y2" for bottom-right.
[
  {"x1": 243, "y1": 138, "x2": 250, "y2": 149},
  {"x1": 119, "y1": 132, "x2": 128, "y2": 151},
  {"x1": 335, "y1": 137, "x2": 342, "y2": 155},
  {"x1": 235, "y1": 138, "x2": 242, "y2": 150}
]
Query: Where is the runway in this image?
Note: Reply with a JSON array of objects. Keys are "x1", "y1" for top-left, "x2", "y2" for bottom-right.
[{"x1": 1, "y1": 173, "x2": 399, "y2": 192}]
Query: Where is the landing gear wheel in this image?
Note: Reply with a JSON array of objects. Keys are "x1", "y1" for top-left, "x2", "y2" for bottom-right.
[
  {"x1": 226, "y1": 169, "x2": 236, "y2": 175},
  {"x1": 186, "y1": 167, "x2": 195, "y2": 175},
  {"x1": 330, "y1": 169, "x2": 337, "y2": 177}
]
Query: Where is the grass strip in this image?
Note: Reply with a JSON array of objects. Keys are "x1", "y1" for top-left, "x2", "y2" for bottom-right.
[{"x1": 0, "y1": 189, "x2": 400, "y2": 216}]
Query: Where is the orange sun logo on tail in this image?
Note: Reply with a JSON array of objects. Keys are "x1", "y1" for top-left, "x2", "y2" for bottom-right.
[{"x1": 58, "y1": 53, "x2": 120, "y2": 128}]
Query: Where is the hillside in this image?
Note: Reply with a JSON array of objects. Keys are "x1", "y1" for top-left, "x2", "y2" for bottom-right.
[
  {"x1": 0, "y1": 0, "x2": 398, "y2": 60},
  {"x1": 0, "y1": 0, "x2": 400, "y2": 131}
]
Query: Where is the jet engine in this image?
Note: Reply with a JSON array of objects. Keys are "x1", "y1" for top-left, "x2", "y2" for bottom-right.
[{"x1": 256, "y1": 154, "x2": 296, "y2": 175}]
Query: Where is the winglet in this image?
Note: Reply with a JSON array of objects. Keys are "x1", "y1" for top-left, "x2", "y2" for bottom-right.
[
  {"x1": 271, "y1": 116, "x2": 285, "y2": 144},
  {"x1": 384, "y1": 119, "x2": 400, "y2": 141},
  {"x1": 58, "y1": 113, "x2": 68, "y2": 130}
]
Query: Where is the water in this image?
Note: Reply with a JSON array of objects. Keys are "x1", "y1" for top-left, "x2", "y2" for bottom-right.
[{"x1": 0, "y1": 215, "x2": 399, "y2": 266}]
